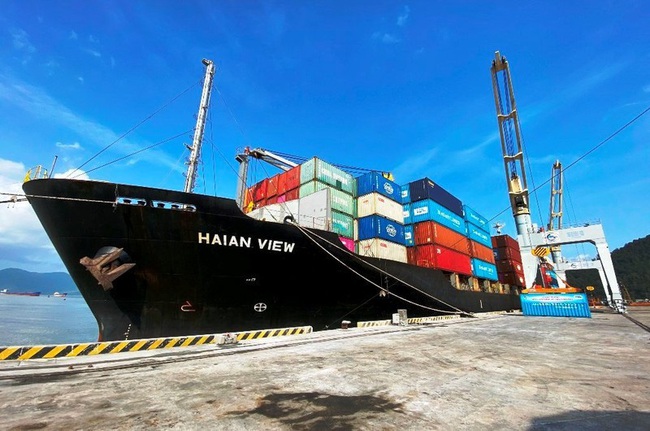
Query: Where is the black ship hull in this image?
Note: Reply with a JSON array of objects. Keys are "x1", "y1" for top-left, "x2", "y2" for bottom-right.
[{"x1": 23, "y1": 178, "x2": 520, "y2": 341}]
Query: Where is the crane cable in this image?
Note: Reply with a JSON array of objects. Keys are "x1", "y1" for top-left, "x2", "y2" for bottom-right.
[{"x1": 286, "y1": 219, "x2": 472, "y2": 316}]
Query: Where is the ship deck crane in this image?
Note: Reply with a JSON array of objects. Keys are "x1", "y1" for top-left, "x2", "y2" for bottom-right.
[
  {"x1": 235, "y1": 147, "x2": 300, "y2": 209},
  {"x1": 490, "y1": 51, "x2": 625, "y2": 313}
]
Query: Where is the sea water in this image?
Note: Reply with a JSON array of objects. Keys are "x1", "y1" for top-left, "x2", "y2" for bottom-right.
[{"x1": 0, "y1": 294, "x2": 98, "y2": 346}]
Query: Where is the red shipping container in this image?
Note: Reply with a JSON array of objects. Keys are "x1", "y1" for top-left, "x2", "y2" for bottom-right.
[
  {"x1": 266, "y1": 195, "x2": 278, "y2": 205},
  {"x1": 251, "y1": 179, "x2": 268, "y2": 203},
  {"x1": 267, "y1": 175, "x2": 279, "y2": 198},
  {"x1": 491, "y1": 234, "x2": 520, "y2": 251},
  {"x1": 407, "y1": 247, "x2": 417, "y2": 265},
  {"x1": 283, "y1": 187, "x2": 299, "y2": 202},
  {"x1": 493, "y1": 246, "x2": 522, "y2": 263},
  {"x1": 495, "y1": 258, "x2": 523, "y2": 274},
  {"x1": 470, "y1": 240, "x2": 495, "y2": 264},
  {"x1": 414, "y1": 244, "x2": 472, "y2": 275},
  {"x1": 414, "y1": 221, "x2": 470, "y2": 255},
  {"x1": 499, "y1": 270, "x2": 526, "y2": 287},
  {"x1": 277, "y1": 165, "x2": 301, "y2": 195}
]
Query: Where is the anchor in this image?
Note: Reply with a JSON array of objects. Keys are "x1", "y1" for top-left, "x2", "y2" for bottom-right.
[{"x1": 80, "y1": 247, "x2": 136, "y2": 291}]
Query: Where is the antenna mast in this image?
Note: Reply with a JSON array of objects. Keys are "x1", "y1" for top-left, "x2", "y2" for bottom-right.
[{"x1": 184, "y1": 59, "x2": 216, "y2": 194}]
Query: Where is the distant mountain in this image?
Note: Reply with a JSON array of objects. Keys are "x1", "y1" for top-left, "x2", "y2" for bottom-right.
[
  {"x1": 0, "y1": 268, "x2": 78, "y2": 296},
  {"x1": 566, "y1": 234, "x2": 650, "y2": 301}
]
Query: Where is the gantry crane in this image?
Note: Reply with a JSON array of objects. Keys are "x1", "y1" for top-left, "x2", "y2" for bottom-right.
[{"x1": 490, "y1": 51, "x2": 625, "y2": 312}]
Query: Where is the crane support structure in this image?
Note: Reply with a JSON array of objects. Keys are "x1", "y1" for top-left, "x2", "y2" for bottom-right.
[
  {"x1": 235, "y1": 147, "x2": 298, "y2": 209},
  {"x1": 490, "y1": 51, "x2": 625, "y2": 312},
  {"x1": 547, "y1": 160, "x2": 564, "y2": 279}
]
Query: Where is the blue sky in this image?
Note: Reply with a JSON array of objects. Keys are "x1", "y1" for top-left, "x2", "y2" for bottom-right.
[{"x1": 1, "y1": 1, "x2": 649, "y2": 273}]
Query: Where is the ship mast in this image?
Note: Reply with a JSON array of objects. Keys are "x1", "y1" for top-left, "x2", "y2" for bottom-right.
[{"x1": 184, "y1": 59, "x2": 216, "y2": 194}]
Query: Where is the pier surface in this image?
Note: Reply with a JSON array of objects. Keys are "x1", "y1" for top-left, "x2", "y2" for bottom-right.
[{"x1": 1, "y1": 309, "x2": 649, "y2": 430}]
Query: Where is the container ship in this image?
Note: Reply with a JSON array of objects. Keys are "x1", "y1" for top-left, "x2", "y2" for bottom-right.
[{"x1": 22, "y1": 59, "x2": 522, "y2": 342}]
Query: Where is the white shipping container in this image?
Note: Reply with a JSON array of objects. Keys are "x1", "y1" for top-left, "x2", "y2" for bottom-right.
[
  {"x1": 296, "y1": 188, "x2": 329, "y2": 230},
  {"x1": 247, "y1": 200, "x2": 300, "y2": 223},
  {"x1": 356, "y1": 192, "x2": 403, "y2": 223},
  {"x1": 356, "y1": 238, "x2": 408, "y2": 263}
]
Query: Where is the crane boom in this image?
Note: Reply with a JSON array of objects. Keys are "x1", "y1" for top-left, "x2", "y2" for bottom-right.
[
  {"x1": 490, "y1": 51, "x2": 534, "y2": 244},
  {"x1": 235, "y1": 147, "x2": 299, "y2": 209}
]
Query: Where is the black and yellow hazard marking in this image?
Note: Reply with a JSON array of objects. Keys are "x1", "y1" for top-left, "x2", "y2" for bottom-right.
[
  {"x1": 0, "y1": 326, "x2": 312, "y2": 361},
  {"x1": 234, "y1": 326, "x2": 312, "y2": 342},
  {"x1": 532, "y1": 246, "x2": 550, "y2": 257},
  {"x1": 357, "y1": 319, "x2": 392, "y2": 328},
  {"x1": 358, "y1": 315, "x2": 461, "y2": 328},
  {"x1": 407, "y1": 315, "x2": 460, "y2": 324}
]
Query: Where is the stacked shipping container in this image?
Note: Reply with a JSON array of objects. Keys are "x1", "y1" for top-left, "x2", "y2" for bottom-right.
[
  {"x1": 492, "y1": 234, "x2": 526, "y2": 289},
  {"x1": 355, "y1": 172, "x2": 407, "y2": 262},
  {"x1": 402, "y1": 178, "x2": 472, "y2": 275},
  {"x1": 464, "y1": 205, "x2": 498, "y2": 282},
  {"x1": 245, "y1": 159, "x2": 519, "y2": 293}
]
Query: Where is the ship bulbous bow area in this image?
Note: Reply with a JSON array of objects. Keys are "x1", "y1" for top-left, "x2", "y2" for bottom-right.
[{"x1": 80, "y1": 246, "x2": 135, "y2": 291}]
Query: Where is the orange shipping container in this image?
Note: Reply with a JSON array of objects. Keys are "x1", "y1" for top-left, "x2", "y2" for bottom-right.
[
  {"x1": 414, "y1": 220, "x2": 470, "y2": 255},
  {"x1": 469, "y1": 240, "x2": 495, "y2": 264},
  {"x1": 277, "y1": 165, "x2": 301, "y2": 195}
]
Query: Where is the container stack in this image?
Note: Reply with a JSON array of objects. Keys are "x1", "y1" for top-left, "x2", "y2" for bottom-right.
[
  {"x1": 402, "y1": 178, "x2": 472, "y2": 275},
  {"x1": 245, "y1": 157, "x2": 357, "y2": 251},
  {"x1": 298, "y1": 157, "x2": 356, "y2": 240},
  {"x1": 464, "y1": 205, "x2": 498, "y2": 283},
  {"x1": 492, "y1": 234, "x2": 526, "y2": 290},
  {"x1": 354, "y1": 172, "x2": 407, "y2": 262}
]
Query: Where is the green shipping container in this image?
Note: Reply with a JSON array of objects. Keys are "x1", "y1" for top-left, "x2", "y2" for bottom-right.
[
  {"x1": 299, "y1": 180, "x2": 356, "y2": 217},
  {"x1": 331, "y1": 210, "x2": 354, "y2": 238},
  {"x1": 300, "y1": 157, "x2": 355, "y2": 195}
]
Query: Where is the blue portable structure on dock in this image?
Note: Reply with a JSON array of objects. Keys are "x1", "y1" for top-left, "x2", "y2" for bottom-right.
[{"x1": 520, "y1": 292, "x2": 592, "y2": 318}]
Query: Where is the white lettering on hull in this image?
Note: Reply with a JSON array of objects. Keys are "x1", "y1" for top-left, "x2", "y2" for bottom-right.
[{"x1": 198, "y1": 232, "x2": 294, "y2": 253}]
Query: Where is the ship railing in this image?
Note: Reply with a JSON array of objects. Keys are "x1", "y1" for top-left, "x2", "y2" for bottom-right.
[{"x1": 23, "y1": 165, "x2": 49, "y2": 182}]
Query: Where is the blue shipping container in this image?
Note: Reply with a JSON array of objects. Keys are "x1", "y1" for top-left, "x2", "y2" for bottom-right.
[
  {"x1": 356, "y1": 172, "x2": 401, "y2": 202},
  {"x1": 466, "y1": 223, "x2": 492, "y2": 248},
  {"x1": 471, "y1": 258, "x2": 498, "y2": 281},
  {"x1": 408, "y1": 178, "x2": 463, "y2": 217},
  {"x1": 520, "y1": 293, "x2": 592, "y2": 318},
  {"x1": 463, "y1": 205, "x2": 490, "y2": 233},
  {"x1": 400, "y1": 184, "x2": 411, "y2": 204},
  {"x1": 356, "y1": 214, "x2": 405, "y2": 244},
  {"x1": 410, "y1": 199, "x2": 467, "y2": 235},
  {"x1": 404, "y1": 224, "x2": 414, "y2": 247}
]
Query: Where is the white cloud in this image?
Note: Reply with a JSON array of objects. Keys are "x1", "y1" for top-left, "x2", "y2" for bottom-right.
[
  {"x1": 56, "y1": 141, "x2": 82, "y2": 150},
  {"x1": 84, "y1": 48, "x2": 101, "y2": 58},
  {"x1": 643, "y1": 84, "x2": 650, "y2": 93},
  {"x1": 0, "y1": 158, "x2": 64, "y2": 272},
  {"x1": 0, "y1": 75, "x2": 182, "y2": 173},
  {"x1": 372, "y1": 32, "x2": 400, "y2": 44},
  {"x1": 10, "y1": 28, "x2": 35, "y2": 53},
  {"x1": 69, "y1": 30, "x2": 78, "y2": 40},
  {"x1": 53, "y1": 168, "x2": 89, "y2": 180},
  {"x1": 397, "y1": 6, "x2": 410, "y2": 26}
]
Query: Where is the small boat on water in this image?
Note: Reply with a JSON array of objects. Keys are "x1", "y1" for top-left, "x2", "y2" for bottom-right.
[
  {"x1": 53, "y1": 292, "x2": 68, "y2": 298},
  {"x1": 0, "y1": 289, "x2": 41, "y2": 296}
]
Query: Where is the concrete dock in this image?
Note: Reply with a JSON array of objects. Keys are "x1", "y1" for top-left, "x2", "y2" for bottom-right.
[{"x1": 1, "y1": 309, "x2": 649, "y2": 430}]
